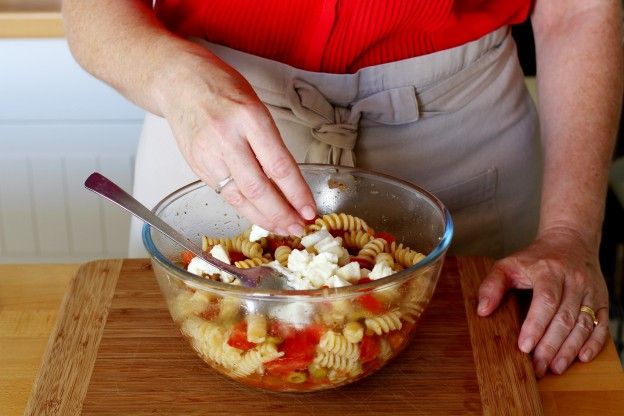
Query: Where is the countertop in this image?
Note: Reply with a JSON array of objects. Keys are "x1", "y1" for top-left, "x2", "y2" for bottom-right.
[
  {"x1": 0, "y1": 0, "x2": 63, "y2": 37},
  {"x1": 1, "y1": 263, "x2": 624, "y2": 415}
]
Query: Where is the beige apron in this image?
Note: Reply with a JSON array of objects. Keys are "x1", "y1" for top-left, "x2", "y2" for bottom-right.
[{"x1": 129, "y1": 26, "x2": 542, "y2": 258}]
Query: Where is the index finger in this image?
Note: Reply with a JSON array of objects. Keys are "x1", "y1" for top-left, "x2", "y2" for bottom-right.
[{"x1": 247, "y1": 111, "x2": 317, "y2": 221}]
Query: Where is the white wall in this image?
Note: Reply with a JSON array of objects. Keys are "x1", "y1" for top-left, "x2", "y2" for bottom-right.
[{"x1": 0, "y1": 39, "x2": 144, "y2": 263}]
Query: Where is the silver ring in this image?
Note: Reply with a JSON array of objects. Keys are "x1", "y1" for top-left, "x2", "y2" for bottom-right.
[{"x1": 214, "y1": 176, "x2": 234, "y2": 194}]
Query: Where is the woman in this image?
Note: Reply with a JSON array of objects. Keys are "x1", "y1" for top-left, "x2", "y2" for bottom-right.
[{"x1": 63, "y1": 0, "x2": 623, "y2": 378}]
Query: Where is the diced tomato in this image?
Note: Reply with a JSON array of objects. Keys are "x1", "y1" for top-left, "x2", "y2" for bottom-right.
[
  {"x1": 357, "y1": 293, "x2": 384, "y2": 314},
  {"x1": 375, "y1": 231, "x2": 396, "y2": 245},
  {"x1": 350, "y1": 256, "x2": 374, "y2": 270},
  {"x1": 227, "y1": 321, "x2": 256, "y2": 350},
  {"x1": 328, "y1": 229, "x2": 344, "y2": 238},
  {"x1": 180, "y1": 250, "x2": 194, "y2": 268},
  {"x1": 228, "y1": 251, "x2": 247, "y2": 263},
  {"x1": 266, "y1": 324, "x2": 325, "y2": 375},
  {"x1": 269, "y1": 321, "x2": 296, "y2": 339},
  {"x1": 358, "y1": 277, "x2": 373, "y2": 285},
  {"x1": 360, "y1": 336, "x2": 381, "y2": 363},
  {"x1": 265, "y1": 356, "x2": 314, "y2": 374}
]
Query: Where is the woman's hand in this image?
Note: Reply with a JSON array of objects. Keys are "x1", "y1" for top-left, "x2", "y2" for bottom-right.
[
  {"x1": 153, "y1": 47, "x2": 316, "y2": 235},
  {"x1": 477, "y1": 226, "x2": 609, "y2": 377},
  {"x1": 63, "y1": 0, "x2": 317, "y2": 235}
]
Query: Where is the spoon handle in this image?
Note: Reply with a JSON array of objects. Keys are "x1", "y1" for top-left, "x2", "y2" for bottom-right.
[{"x1": 84, "y1": 172, "x2": 250, "y2": 281}]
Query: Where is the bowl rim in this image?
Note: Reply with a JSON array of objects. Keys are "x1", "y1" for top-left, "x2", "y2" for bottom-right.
[{"x1": 143, "y1": 164, "x2": 453, "y2": 300}]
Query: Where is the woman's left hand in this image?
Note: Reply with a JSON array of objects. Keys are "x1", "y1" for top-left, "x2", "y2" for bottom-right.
[{"x1": 477, "y1": 226, "x2": 609, "y2": 377}]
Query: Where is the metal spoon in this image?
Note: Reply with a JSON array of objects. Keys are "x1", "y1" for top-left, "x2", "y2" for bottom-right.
[{"x1": 84, "y1": 172, "x2": 291, "y2": 290}]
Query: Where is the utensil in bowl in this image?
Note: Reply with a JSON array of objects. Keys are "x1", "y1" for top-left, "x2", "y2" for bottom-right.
[
  {"x1": 143, "y1": 164, "x2": 453, "y2": 392},
  {"x1": 84, "y1": 172, "x2": 290, "y2": 290}
]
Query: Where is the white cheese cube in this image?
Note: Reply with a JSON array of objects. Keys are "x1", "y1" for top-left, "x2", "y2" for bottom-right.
[
  {"x1": 336, "y1": 262, "x2": 361, "y2": 283},
  {"x1": 369, "y1": 262, "x2": 394, "y2": 280},
  {"x1": 300, "y1": 228, "x2": 332, "y2": 248},
  {"x1": 249, "y1": 224, "x2": 270, "y2": 242}
]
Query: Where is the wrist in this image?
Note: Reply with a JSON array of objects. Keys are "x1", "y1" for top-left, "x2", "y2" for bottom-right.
[{"x1": 537, "y1": 221, "x2": 601, "y2": 255}]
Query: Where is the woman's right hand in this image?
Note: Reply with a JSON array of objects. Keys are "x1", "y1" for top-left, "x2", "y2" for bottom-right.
[{"x1": 152, "y1": 45, "x2": 317, "y2": 236}]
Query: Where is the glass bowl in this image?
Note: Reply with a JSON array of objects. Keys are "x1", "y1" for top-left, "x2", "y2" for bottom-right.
[{"x1": 143, "y1": 164, "x2": 453, "y2": 392}]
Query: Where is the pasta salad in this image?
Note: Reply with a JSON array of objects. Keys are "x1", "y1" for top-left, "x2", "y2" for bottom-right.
[{"x1": 169, "y1": 212, "x2": 433, "y2": 391}]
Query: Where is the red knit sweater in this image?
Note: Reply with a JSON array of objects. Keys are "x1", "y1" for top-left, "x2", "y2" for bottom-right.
[{"x1": 155, "y1": 0, "x2": 531, "y2": 73}]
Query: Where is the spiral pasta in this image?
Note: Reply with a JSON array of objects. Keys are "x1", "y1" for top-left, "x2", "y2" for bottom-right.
[
  {"x1": 318, "y1": 330, "x2": 360, "y2": 359},
  {"x1": 364, "y1": 309, "x2": 403, "y2": 335},
  {"x1": 357, "y1": 238, "x2": 388, "y2": 263},
  {"x1": 400, "y1": 299, "x2": 426, "y2": 324},
  {"x1": 235, "y1": 257, "x2": 270, "y2": 269},
  {"x1": 342, "y1": 230, "x2": 372, "y2": 250},
  {"x1": 375, "y1": 252, "x2": 395, "y2": 268},
  {"x1": 203, "y1": 235, "x2": 263, "y2": 259},
  {"x1": 274, "y1": 245, "x2": 292, "y2": 266},
  {"x1": 394, "y1": 246, "x2": 425, "y2": 268},
  {"x1": 313, "y1": 352, "x2": 360, "y2": 373},
  {"x1": 309, "y1": 213, "x2": 369, "y2": 233},
  {"x1": 231, "y1": 342, "x2": 283, "y2": 377}
]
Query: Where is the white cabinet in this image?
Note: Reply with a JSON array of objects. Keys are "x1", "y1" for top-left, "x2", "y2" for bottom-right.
[{"x1": 0, "y1": 39, "x2": 144, "y2": 262}]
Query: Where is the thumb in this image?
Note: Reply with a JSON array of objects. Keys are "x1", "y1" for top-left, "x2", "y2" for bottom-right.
[{"x1": 478, "y1": 266, "x2": 513, "y2": 316}]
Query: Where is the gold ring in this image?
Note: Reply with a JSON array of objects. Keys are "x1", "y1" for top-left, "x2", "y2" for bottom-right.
[{"x1": 580, "y1": 305, "x2": 598, "y2": 327}]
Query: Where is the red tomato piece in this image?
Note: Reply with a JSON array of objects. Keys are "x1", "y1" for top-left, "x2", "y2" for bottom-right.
[
  {"x1": 228, "y1": 251, "x2": 248, "y2": 263},
  {"x1": 266, "y1": 324, "x2": 325, "y2": 375},
  {"x1": 375, "y1": 231, "x2": 396, "y2": 245},
  {"x1": 269, "y1": 321, "x2": 296, "y2": 339},
  {"x1": 328, "y1": 229, "x2": 344, "y2": 238},
  {"x1": 227, "y1": 321, "x2": 256, "y2": 351},
  {"x1": 264, "y1": 356, "x2": 313, "y2": 374},
  {"x1": 358, "y1": 277, "x2": 373, "y2": 285},
  {"x1": 180, "y1": 250, "x2": 194, "y2": 268},
  {"x1": 357, "y1": 293, "x2": 384, "y2": 314},
  {"x1": 350, "y1": 256, "x2": 374, "y2": 270},
  {"x1": 360, "y1": 336, "x2": 381, "y2": 363}
]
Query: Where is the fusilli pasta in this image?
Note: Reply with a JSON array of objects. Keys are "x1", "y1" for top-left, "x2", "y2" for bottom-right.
[
  {"x1": 309, "y1": 213, "x2": 369, "y2": 233},
  {"x1": 365, "y1": 309, "x2": 403, "y2": 335},
  {"x1": 318, "y1": 330, "x2": 360, "y2": 359}
]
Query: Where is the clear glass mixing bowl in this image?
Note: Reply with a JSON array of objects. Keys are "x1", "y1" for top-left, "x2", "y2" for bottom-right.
[{"x1": 143, "y1": 164, "x2": 453, "y2": 392}]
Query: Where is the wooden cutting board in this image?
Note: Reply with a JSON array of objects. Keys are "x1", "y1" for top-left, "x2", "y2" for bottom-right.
[{"x1": 25, "y1": 257, "x2": 543, "y2": 415}]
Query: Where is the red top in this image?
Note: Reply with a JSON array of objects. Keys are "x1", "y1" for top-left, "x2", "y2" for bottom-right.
[{"x1": 155, "y1": 0, "x2": 531, "y2": 73}]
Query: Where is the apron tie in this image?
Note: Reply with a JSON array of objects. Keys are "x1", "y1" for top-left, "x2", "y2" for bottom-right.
[{"x1": 286, "y1": 79, "x2": 421, "y2": 167}]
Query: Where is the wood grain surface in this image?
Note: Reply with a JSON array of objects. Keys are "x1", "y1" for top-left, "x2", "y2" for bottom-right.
[
  {"x1": 24, "y1": 260, "x2": 122, "y2": 416},
  {"x1": 459, "y1": 257, "x2": 543, "y2": 415},
  {"x1": 0, "y1": 264, "x2": 78, "y2": 415},
  {"x1": 20, "y1": 257, "x2": 547, "y2": 415}
]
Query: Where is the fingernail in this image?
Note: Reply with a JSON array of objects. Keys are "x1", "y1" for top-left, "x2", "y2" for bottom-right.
[
  {"x1": 477, "y1": 297, "x2": 489, "y2": 314},
  {"x1": 520, "y1": 338, "x2": 534, "y2": 353},
  {"x1": 580, "y1": 349, "x2": 592, "y2": 362},
  {"x1": 300, "y1": 205, "x2": 316, "y2": 221},
  {"x1": 275, "y1": 228, "x2": 288, "y2": 236},
  {"x1": 553, "y1": 358, "x2": 567, "y2": 374},
  {"x1": 288, "y1": 223, "x2": 304, "y2": 237}
]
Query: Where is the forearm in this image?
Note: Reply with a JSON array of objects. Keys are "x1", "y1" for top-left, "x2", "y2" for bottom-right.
[
  {"x1": 62, "y1": 0, "x2": 217, "y2": 115},
  {"x1": 531, "y1": 0, "x2": 624, "y2": 250}
]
